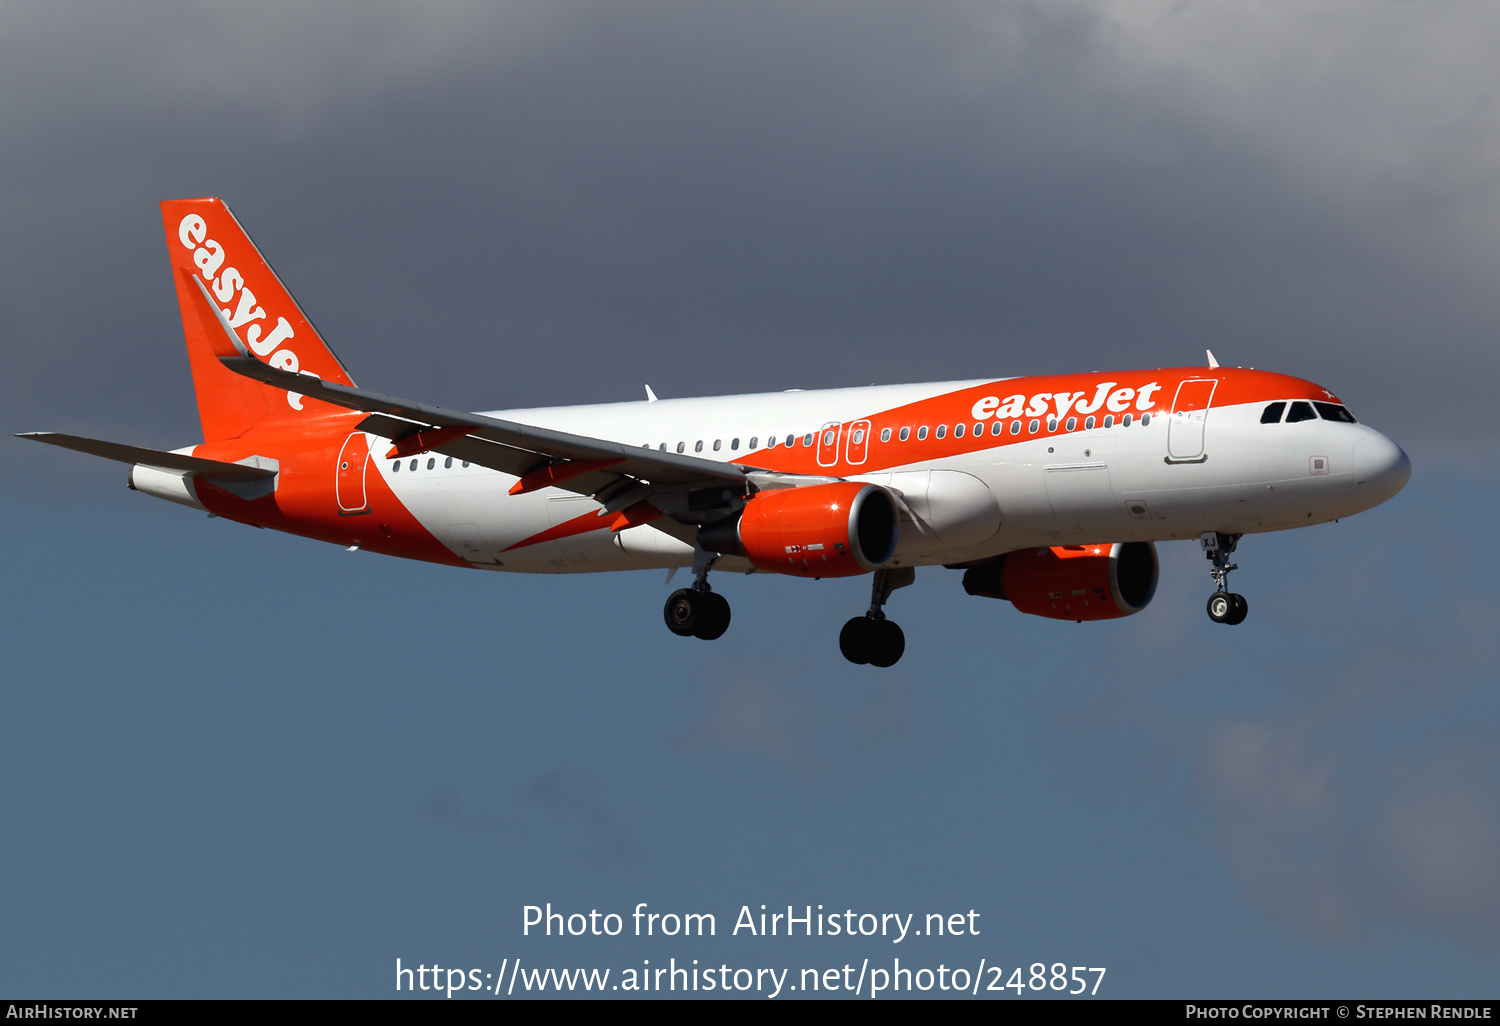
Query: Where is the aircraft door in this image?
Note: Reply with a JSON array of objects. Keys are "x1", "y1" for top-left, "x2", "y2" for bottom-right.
[
  {"x1": 336, "y1": 432, "x2": 370, "y2": 513},
  {"x1": 1167, "y1": 379, "x2": 1217, "y2": 462},
  {"x1": 816, "y1": 421, "x2": 842, "y2": 468},
  {"x1": 845, "y1": 420, "x2": 871, "y2": 465}
]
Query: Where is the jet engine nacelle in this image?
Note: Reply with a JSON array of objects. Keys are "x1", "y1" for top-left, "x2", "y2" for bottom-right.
[
  {"x1": 962, "y1": 541, "x2": 1159, "y2": 621},
  {"x1": 699, "y1": 482, "x2": 899, "y2": 578}
]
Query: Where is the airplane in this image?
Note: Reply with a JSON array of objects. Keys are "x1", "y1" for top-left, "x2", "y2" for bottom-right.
[{"x1": 21, "y1": 198, "x2": 1412, "y2": 667}]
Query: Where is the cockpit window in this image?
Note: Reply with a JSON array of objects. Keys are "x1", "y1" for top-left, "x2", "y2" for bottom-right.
[
  {"x1": 1314, "y1": 402, "x2": 1357, "y2": 423},
  {"x1": 1286, "y1": 401, "x2": 1317, "y2": 423},
  {"x1": 1260, "y1": 402, "x2": 1286, "y2": 424}
]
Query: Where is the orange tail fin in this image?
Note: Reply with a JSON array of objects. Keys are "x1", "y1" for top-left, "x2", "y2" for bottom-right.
[{"x1": 161, "y1": 198, "x2": 356, "y2": 441}]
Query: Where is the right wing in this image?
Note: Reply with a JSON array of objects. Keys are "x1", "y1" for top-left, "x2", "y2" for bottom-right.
[{"x1": 184, "y1": 272, "x2": 833, "y2": 533}]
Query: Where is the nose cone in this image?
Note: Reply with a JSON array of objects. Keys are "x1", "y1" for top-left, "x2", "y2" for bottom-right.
[{"x1": 1352, "y1": 431, "x2": 1411, "y2": 505}]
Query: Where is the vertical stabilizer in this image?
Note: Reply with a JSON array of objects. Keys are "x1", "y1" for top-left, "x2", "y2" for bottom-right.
[{"x1": 161, "y1": 198, "x2": 356, "y2": 441}]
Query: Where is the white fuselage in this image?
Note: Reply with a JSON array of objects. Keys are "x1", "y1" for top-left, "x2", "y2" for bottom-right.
[{"x1": 375, "y1": 380, "x2": 1409, "y2": 574}]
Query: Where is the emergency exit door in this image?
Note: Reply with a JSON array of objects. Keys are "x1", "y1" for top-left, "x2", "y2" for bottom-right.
[
  {"x1": 336, "y1": 432, "x2": 371, "y2": 513},
  {"x1": 1167, "y1": 379, "x2": 1216, "y2": 462}
]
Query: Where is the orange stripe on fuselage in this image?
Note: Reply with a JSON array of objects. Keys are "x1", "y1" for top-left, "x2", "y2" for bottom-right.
[
  {"x1": 728, "y1": 367, "x2": 1338, "y2": 477},
  {"x1": 503, "y1": 501, "x2": 663, "y2": 552},
  {"x1": 191, "y1": 414, "x2": 469, "y2": 567}
]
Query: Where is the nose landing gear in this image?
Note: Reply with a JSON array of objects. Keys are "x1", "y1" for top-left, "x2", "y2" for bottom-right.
[
  {"x1": 1201, "y1": 532, "x2": 1248, "y2": 625},
  {"x1": 840, "y1": 567, "x2": 914, "y2": 667},
  {"x1": 664, "y1": 548, "x2": 731, "y2": 640}
]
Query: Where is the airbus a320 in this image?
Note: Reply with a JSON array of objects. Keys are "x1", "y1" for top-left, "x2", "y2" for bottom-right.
[{"x1": 22, "y1": 198, "x2": 1412, "y2": 666}]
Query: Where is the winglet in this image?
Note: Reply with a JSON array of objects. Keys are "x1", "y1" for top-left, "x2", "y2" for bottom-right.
[
  {"x1": 1206, "y1": 349, "x2": 1220, "y2": 369},
  {"x1": 645, "y1": 385, "x2": 658, "y2": 403}
]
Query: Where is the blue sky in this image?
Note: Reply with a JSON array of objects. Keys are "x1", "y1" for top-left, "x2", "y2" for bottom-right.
[{"x1": 3, "y1": 1, "x2": 1499, "y2": 999}]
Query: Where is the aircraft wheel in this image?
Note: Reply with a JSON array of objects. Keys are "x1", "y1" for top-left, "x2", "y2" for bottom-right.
[
  {"x1": 1207, "y1": 592, "x2": 1232, "y2": 623},
  {"x1": 664, "y1": 588, "x2": 702, "y2": 637},
  {"x1": 1207, "y1": 592, "x2": 1235, "y2": 624},
  {"x1": 869, "y1": 619, "x2": 905, "y2": 668},
  {"x1": 840, "y1": 617, "x2": 874, "y2": 664},
  {"x1": 694, "y1": 592, "x2": 731, "y2": 641},
  {"x1": 1225, "y1": 593, "x2": 1249, "y2": 626}
]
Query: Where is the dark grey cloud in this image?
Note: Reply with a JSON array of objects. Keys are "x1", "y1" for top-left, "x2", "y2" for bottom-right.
[
  {"x1": 1205, "y1": 722, "x2": 1500, "y2": 949},
  {"x1": 424, "y1": 763, "x2": 639, "y2": 865},
  {"x1": 7, "y1": 0, "x2": 1500, "y2": 488},
  {"x1": 676, "y1": 661, "x2": 921, "y2": 774},
  {"x1": 1048, "y1": 502, "x2": 1500, "y2": 952}
]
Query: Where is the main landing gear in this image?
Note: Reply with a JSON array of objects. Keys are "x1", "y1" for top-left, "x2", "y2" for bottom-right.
[
  {"x1": 1201, "y1": 532, "x2": 1248, "y2": 625},
  {"x1": 664, "y1": 549, "x2": 731, "y2": 641},
  {"x1": 840, "y1": 567, "x2": 915, "y2": 668}
]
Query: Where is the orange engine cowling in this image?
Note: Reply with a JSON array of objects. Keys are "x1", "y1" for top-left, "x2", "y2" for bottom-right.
[
  {"x1": 698, "y1": 482, "x2": 898, "y2": 578},
  {"x1": 962, "y1": 542, "x2": 1159, "y2": 621}
]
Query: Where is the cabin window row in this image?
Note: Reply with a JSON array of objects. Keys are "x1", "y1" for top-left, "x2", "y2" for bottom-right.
[
  {"x1": 640, "y1": 412, "x2": 1153, "y2": 456},
  {"x1": 645, "y1": 434, "x2": 817, "y2": 453},
  {"x1": 391, "y1": 456, "x2": 471, "y2": 472}
]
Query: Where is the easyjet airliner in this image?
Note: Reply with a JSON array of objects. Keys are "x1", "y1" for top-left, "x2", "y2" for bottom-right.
[{"x1": 22, "y1": 199, "x2": 1411, "y2": 666}]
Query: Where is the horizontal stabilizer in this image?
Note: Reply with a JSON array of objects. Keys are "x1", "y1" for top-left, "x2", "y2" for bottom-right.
[{"x1": 17, "y1": 432, "x2": 276, "y2": 482}]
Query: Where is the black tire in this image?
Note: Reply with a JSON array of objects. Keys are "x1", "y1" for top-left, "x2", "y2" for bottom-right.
[
  {"x1": 664, "y1": 588, "x2": 701, "y2": 636},
  {"x1": 869, "y1": 619, "x2": 905, "y2": 668},
  {"x1": 694, "y1": 592, "x2": 731, "y2": 640},
  {"x1": 1207, "y1": 592, "x2": 1233, "y2": 623},
  {"x1": 840, "y1": 617, "x2": 873, "y2": 664},
  {"x1": 1225, "y1": 593, "x2": 1249, "y2": 626}
]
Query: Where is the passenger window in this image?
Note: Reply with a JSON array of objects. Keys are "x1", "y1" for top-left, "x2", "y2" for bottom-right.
[
  {"x1": 1047, "y1": 418, "x2": 1057, "y2": 432},
  {"x1": 427, "y1": 458, "x2": 435, "y2": 470},
  {"x1": 823, "y1": 430, "x2": 836, "y2": 446},
  {"x1": 953, "y1": 424, "x2": 963, "y2": 439},
  {"x1": 409, "y1": 459, "x2": 418, "y2": 471},
  {"x1": 713, "y1": 439, "x2": 721, "y2": 451},
  {"x1": 1028, "y1": 419, "x2": 1039, "y2": 434},
  {"x1": 695, "y1": 440, "x2": 704, "y2": 452},
  {"x1": 852, "y1": 429, "x2": 864, "y2": 444},
  {"x1": 1123, "y1": 414, "x2": 1132, "y2": 427},
  {"x1": 917, "y1": 426, "x2": 928, "y2": 440},
  {"x1": 462, "y1": 461, "x2": 469, "y2": 468},
  {"x1": 1065, "y1": 417, "x2": 1076, "y2": 431},
  {"x1": 1286, "y1": 401, "x2": 1317, "y2": 423},
  {"x1": 802, "y1": 434, "x2": 813, "y2": 447},
  {"x1": 1141, "y1": 413, "x2": 1152, "y2": 426},
  {"x1": 392, "y1": 460, "x2": 400, "y2": 472},
  {"x1": 1084, "y1": 416, "x2": 1094, "y2": 430},
  {"x1": 1314, "y1": 402, "x2": 1357, "y2": 423},
  {"x1": 1010, "y1": 420, "x2": 1021, "y2": 435},
  {"x1": 991, "y1": 421, "x2": 1003, "y2": 436},
  {"x1": 899, "y1": 427, "x2": 910, "y2": 441},
  {"x1": 936, "y1": 425, "x2": 947, "y2": 439},
  {"x1": 880, "y1": 428, "x2": 891, "y2": 442},
  {"x1": 677, "y1": 442, "x2": 685, "y2": 453},
  {"x1": 786, "y1": 434, "x2": 796, "y2": 447},
  {"x1": 1261, "y1": 401, "x2": 1287, "y2": 424},
  {"x1": 659, "y1": 443, "x2": 667, "y2": 451},
  {"x1": 749, "y1": 437, "x2": 758, "y2": 448},
  {"x1": 730, "y1": 438, "x2": 739, "y2": 450},
  {"x1": 1103, "y1": 415, "x2": 1113, "y2": 428}
]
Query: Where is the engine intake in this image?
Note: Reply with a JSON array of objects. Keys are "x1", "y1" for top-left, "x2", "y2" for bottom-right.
[
  {"x1": 962, "y1": 541, "x2": 1158, "y2": 620},
  {"x1": 699, "y1": 482, "x2": 898, "y2": 578}
]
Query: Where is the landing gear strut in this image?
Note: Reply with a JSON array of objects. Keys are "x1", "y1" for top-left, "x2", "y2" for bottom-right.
[
  {"x1": 840, "y1": 567, "x2": 914, "y2": 667},
  {"x1": 1201, "y1": 532, "x2": 1248, "y2": 625},
  {"x1": 664, "y1": 548, "x2": 731, "y2": 640}
]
